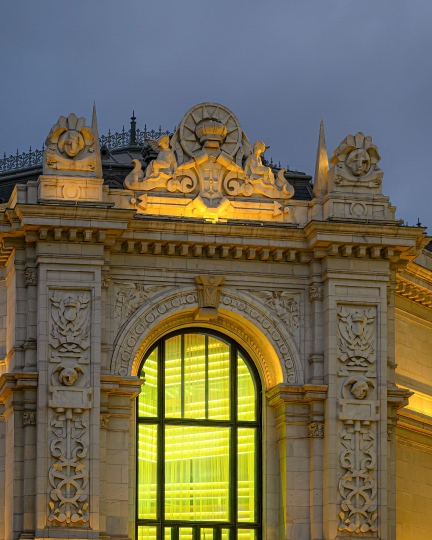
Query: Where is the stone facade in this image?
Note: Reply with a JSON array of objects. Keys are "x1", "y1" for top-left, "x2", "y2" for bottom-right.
[{"x1": 0, "y1": 102, "x2": 430, "y2": 540}]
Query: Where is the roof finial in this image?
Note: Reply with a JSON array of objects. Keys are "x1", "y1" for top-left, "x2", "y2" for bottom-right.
[
  {"x1": 313, "y1": 116, "x2": 329, "y2": 198},
  {"x1": 130, "y1": 111, "x2": 137, "y2": 145},
  {"x1": 91, "y1": 101, "x2": 103, "y2": 177}
]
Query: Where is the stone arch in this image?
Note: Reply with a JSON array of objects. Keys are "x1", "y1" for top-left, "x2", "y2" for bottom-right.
[{"x1": 110, "y1": 286, "x2": 303, "y2": 389}]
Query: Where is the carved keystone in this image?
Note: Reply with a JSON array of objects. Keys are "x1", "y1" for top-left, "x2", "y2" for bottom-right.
[{"x1": 194, "y1": 275, "x2": 225, "y2": 320}]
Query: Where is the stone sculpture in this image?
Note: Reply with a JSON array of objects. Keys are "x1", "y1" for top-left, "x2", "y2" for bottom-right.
[
  {"x1": 329, "y1": 132, "x2": 383, "y2": 192},
  {"x1": 43, "y1": 113, "x2": 97, "y2": 175},
  {"x1": 124, "y1": 102, "x2": 295, "y2": 216}
]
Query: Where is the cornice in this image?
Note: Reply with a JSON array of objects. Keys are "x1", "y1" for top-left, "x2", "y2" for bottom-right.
[
  {"x1": 0, "y1": 203, "x2": 426, "y2": 266},
  {"x1": 395, "y1": 276, "x2": 432, "y2": 309}
]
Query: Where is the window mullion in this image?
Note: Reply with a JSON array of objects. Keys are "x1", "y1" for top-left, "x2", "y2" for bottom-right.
[
  {"x1": 231, "y1": 343, "x2": 238, "y2": 536},
  {"x1": 181, "y1": 334, "x2": 185, "y2": 418},
  {"x1": 160, "y1": 340, "x2": 165, "y2": 526},
  {"x1": 205, "y1": 334, "x2": 209, "y2": 420}
]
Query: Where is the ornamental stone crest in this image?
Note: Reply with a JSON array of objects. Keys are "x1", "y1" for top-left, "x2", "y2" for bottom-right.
[
  {"x1": 43, "y1": 113, "x2": 97, "y2": 176},
  {"x1": 124, "y1": 103, "x2": 295, "y2": 221},
  {"x1": 329, "y1": 132, "x2": 383, "y2": 193}
]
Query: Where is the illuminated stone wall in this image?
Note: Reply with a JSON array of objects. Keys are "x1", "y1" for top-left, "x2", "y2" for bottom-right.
[
  {"x1": 0, "y1": 102, "x2": 430, "y2": 540},
  {"x1": 395, "y1": 250, "x2": 432, "y2": 540}
]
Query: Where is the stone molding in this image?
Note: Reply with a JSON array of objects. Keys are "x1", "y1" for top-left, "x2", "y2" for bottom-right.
[
  {"x1": 396, "y1": 277, "x2": 432, "y2": 309},
  {"x1": 110, "y1": 286, "x2": 302, "y2": 388}
]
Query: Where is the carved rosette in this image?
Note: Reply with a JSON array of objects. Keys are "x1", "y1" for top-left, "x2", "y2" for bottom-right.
[
  {"x1": 309, "y1": 285, "x2": 323, "y2": 301},
  {"x1": 24, "y1": 270, "x2": 37, "y2": 286},
  {"x1": 47, "y1": 291, "x2": 91, "y2": 526},
  {"x1": 309, "y1": 422, "x2": 324, "y2": 437},
  {"x1": 337, "y1": 306, "x2": 378, "y2": 534},
  {"x1": 22, "y1": 411, "x2": 36, "y2": 425}
]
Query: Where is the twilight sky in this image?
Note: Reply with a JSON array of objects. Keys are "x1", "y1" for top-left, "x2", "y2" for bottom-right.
[{"x1": 0, "y1": 2, "x2": 431, "y2": 231}]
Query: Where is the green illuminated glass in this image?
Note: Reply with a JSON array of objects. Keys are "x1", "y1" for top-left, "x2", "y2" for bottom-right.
[
  {"x1": 237, "y1": 354, "x2": 256, "y2": 421},
  {"x1": 221, "y1": 529, "x2": 230, "y2": 540},
  {"x1": 200, "y1": 528, "x2": 214, "y2": 540},
  {"x1": 179, "y1": 528, "x2": 193, "y2": 540},
  {"x1": 139, "y1": 348, "x2": 158, "y2": 417},
  {"x1": 138, "y1": 424, "x2": 158, "y2": 519},
  {"x1": 184, "y1": 334, "x2": 206, "y2": 418},
  {"x1": 137, "y1": 331, "x2": 261, "y2": 538},
  {"x1": 165, "y1": 335, "x2": 182, "y2": 417},
  {"x1": 208, "y1": 337, "x2": 230, "y2": 420},
  {"x1": 138, "y1": 526, "x2": 157, "y2": 540},
  {"x1": 238, "y1": 428, "x2": 256, "y2": 522},
  {"x1": 165, "y1": 425, "x2": 230, "y2": 521},
  {"x1": 237, "y1": 530, "x2": 255, "y2": 540}
]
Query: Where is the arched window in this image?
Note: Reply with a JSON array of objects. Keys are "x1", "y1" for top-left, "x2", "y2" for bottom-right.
[{"x1": 137, "y1": 330, "x2": 262, "y2": 540}]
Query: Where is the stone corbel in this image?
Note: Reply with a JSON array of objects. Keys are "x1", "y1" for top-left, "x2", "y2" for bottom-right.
[{"x1": 193, "y1": 275, "x2": 225, "y2": 320}]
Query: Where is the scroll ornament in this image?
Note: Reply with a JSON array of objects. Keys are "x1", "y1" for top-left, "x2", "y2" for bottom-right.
[{"x1": 48, "y1": 291, "x2": 91, "y2": 525}]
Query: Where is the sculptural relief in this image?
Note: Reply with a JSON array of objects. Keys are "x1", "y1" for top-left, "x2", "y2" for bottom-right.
[
  {"x1": 124, "y1": 103, "x2": 295, "y2": 220},
  {"x1": 114, "y1": 283, "x2": 169, "y2": 327},
  {"x1": 329, "y1": 132, "x2": 383, "y2": 192},
  {"x1": 337, "y1": 306, "x2": 379, "y2": 534},
  {"x1": 48, "y1": 291, "x2": 91, "y2": 526},
  {"x1": 44, "y1": 113, "x2": 97, "y2": 176}
]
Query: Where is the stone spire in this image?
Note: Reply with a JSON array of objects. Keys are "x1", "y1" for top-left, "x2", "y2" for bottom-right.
[
  {"x1": 313, "y1": 117, "x2": 329, "y2": 197},
  {"x1": 92, "y1": 101, "x2": 103, "y2": 178}
]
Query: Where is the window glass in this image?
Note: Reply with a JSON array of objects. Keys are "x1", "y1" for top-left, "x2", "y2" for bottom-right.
[
  {"x1": 165, "y1": 335, "x2": 182, "y2": 417},
  {"x1": 165, "y1": 425, "x2": 230, "y2": 521},
  {"x1": 137, "y1": 424, "x2": 158, "y2": 519},
  {"x1": 139, "y1": 348, "x2": 158, "y2": 418},
  {"x1": 138, "y1": 332, "x2": 261, "y2": 539},
  {"x1": 138, "y1": 526, "x2": 157, "y2": 540},
  {"x1": 237, "y1": 428, "x2": 256, "y2": 522},
  {"x1": 237, "y1": 354, "x2": 256, "y2": 421},
  {"x1": 184, "y1": 334, "x2": 206, "y2": 419},
  {"x1": 208, "y1": 337, "x2": 230, "y2": 420}
]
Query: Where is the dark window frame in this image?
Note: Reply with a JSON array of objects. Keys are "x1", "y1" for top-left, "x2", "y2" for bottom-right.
[{"x1": 136, "y1": 328, "x2": 263, "y2": 540}]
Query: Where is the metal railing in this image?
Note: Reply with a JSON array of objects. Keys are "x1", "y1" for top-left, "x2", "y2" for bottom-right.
[{"x1": 1, "y1": 124, "x2": 173, "y2": 174}]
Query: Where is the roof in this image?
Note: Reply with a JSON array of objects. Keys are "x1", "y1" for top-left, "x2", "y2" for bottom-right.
[{"x1": 0, "y1": 115, "x2": 313, "y2": 203}]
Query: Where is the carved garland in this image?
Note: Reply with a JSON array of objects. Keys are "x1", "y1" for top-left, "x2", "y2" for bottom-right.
[
  {"x1": 111, "y1": 288, "x2": 300, "y2": 386},
  {"x1": 47, "y1": 291, "x2": 91, "y2": 526},
  {"x1": 337, "y1": 306, "x2": 378, "y2": 534}
]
